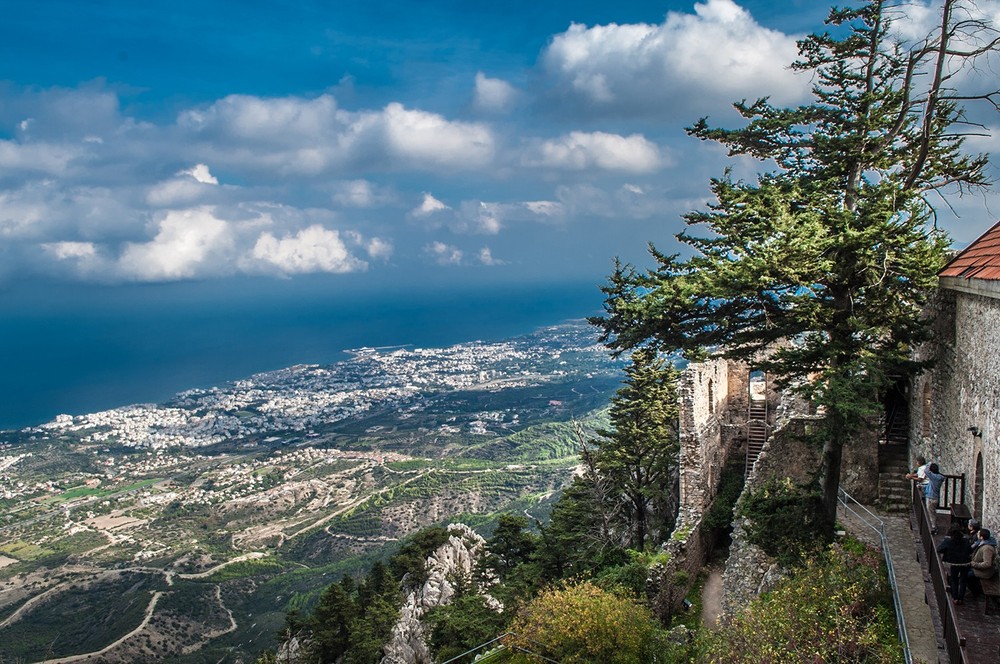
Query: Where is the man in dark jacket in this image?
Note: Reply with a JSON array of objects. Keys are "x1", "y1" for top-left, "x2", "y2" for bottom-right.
[{"x1": 938, "y1": 526, "x2": 972, "y2": 603}]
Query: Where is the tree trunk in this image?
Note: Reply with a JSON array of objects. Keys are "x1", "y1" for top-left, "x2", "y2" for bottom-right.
[
  {"x1": 819, "y1": 433, "x2": 843, "y2": 531},
  {"x1": 633, "y1": 493, "x2": 647, "y2": 550}
]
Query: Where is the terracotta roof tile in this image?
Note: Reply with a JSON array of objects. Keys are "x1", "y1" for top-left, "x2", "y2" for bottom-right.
[{"x1": 939, "y1": 220, "x2": 1000, "y2": 280}]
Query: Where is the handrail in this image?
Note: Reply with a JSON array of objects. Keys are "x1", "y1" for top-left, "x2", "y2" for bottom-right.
[
  {"x1": 911, "y1": 481, "x2": 968, "y2": 664},
  {"x1": 837, "y1": 487, "x2": 912, "y2": 664},
  {"x1": 438, "y1": 632, "x2": 561, "y2": 664}
]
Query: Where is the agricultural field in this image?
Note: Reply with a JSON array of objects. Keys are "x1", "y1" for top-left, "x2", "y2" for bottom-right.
[{"x1": 0, "y1": 321, "x2": 622, "y2": 663}]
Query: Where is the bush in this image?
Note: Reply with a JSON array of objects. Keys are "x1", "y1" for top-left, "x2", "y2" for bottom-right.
[
  {"x1": 505, "y1": 581, "x2": 666, "y2": 663},
  {"x1": 425, "y1": 593, "x2": 507, "y2": 662},
  {"x1": 737, "y1": 477, "x2": 831, "y2": 565},
  {"x1": 700, "y1": 542, "x2": 902, "y2": 663},
  {"x1": 701, "y1": 463, "x2": 745, "y2": 532}
]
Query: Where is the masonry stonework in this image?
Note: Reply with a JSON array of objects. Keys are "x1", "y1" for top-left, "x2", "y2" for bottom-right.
[
  {"x1": 913, "y1": 282, "x2": 1000, "y2": 529},
  {"x1": 654, "y1": 358, "x2": 746, "y2": 617}
]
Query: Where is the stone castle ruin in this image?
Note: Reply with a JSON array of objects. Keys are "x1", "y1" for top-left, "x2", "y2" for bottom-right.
[{"x1": 665, "y1": 220, "x2": 1000, "y2": 616}]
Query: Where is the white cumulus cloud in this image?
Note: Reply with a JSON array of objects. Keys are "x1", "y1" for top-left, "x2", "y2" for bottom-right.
[
  {"x1": 412, "y1": 192, "x2": 452, "y2": 217},
  {"x1": 178, "y1": 95, "x2": 495, "y2": 175},
  {"x1": 379, "y1": 102, "x2": 494, "y2": 168},
  {"x1": 474, "y1": 72, "x2": 518, "y2": 113},
  {"x1": 365, "y1": 237, "x2": 394, "y2": 260},
  {"x1": 42, "y1": 241, "x2": 97, "y2": 260},
  {"x1": 117, "y1": 207, "x2": 234, "y2": 281},
  {"x1": 183, "y1": 163, "x2": 219, "y2": 184},
  {"x1": 425, "y1": 241, "x2": 464, "y2": 266},
  {"x1": 523, "y1": 131, "x2": 664, "y2": 173},
  {"x1": 0, "y1": 140, "x2": 81, "y2": 175},
  {"x1": 541, "y1": 0, "x2": 807, "y2": 117},
  {"x1": 477, "y1": 247, "x2": 505, "y2": 266},
  {"x1": 250, "y1": 224, "x2": 367, "y2": 275},
  {"x1": 146, "y1": 165, "x2": 222, "y2": 207}
]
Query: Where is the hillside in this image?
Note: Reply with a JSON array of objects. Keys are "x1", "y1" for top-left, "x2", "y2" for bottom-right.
[{"x1": 0, "y1": 321, "x2": 621, "y2": 663}]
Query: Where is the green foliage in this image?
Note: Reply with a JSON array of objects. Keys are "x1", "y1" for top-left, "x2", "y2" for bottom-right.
[
  {"x1": 300, "y1": 558, "x2": 403, "y2": 664},
  {"x1": 701, "y1": 463, "x2": 746, "y2": 532},
  {"x1": 425, "y1": 591, "x2": 507, "y2": 662},
  {"x1": 389, "y1": 525, "x2": 451, "y2": 587},
  {"x1": 308, "y1": 579, "x2": 357, "y2": 663},
  {"x1": 737, "y1": 478, "x2": 832, "y2": 566},
  {"x1": 591, "y1": 1, "x2": 999, "y2": 528},
  {"x1": 205, "y1": 556, "x2": 286, "y2": 582},
  {"x1": 505, "y1": 581, "x2": 667, "y2": 664},
  {"x1": 592, "y1": 347, "x2": 680, "y2": 550},
  {"x1": 535, "y1": 477, "x2": 616, "y2": 581},
  {"x1": 594, "y1": 560, "x2": 648, "y2": 598},
  {"x1": 253, "y1": 650, "x2": 279, "y2": 664},
  {"x1": 296, "y1": 526, "x2": 464, "y2": 663},
  {"x1": 700, "y1": 542, "x2": 902, "y2": 663},
  {"x1": 480, "y1": 514, "x2": 538, "y2": 581},
  {"x1": 0, "y1": 571, "x2": 166, "y2": 661},
  {"x1": 462, "y1": 416, "x2": 608, "y2": 462}
]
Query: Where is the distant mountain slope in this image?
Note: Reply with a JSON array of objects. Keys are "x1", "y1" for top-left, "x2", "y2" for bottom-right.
[{"x1": 0, "y1": 321, "x2": 622, "y2": 663}]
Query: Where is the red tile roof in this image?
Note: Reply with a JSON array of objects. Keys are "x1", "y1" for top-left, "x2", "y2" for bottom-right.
[{"x1": 939, "y1": 220, "x2": 1000, "y2": 280}]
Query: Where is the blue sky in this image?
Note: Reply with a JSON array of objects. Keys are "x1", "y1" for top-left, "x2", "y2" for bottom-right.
[{"x1": 1, "y1": 0, "x2": 998, "y2": 289}]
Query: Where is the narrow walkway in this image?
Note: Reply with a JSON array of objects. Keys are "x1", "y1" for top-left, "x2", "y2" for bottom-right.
[
  {"x1": 837, "y1": 505, "x2": 941, "y2": 664},
  {"x1": 700, "y1": 564, "x2": 724, "y2": 630}
]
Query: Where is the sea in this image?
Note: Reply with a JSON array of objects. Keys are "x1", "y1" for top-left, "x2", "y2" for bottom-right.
[{"x1": 0, "y1": 275, "x2": 609, "y2": 430}]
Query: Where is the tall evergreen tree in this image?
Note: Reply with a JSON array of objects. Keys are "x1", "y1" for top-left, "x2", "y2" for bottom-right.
[
  {"x1": 593, "y1": 347, "x2": 680, "y2": 550},
  {"x1": 592, "y1": 0, "x2": 999, "y2": 528}
]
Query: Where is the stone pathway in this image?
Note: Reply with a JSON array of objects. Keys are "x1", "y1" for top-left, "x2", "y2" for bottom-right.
[
  {"x1": 700, "y1": 564, "x2": 724, "y2": 630},
  {"x1": 837, "y1": 503, "x2": 942, "y2": 664}
]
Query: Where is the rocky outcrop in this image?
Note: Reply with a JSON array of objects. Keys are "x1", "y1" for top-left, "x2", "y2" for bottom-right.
[{"x1": 380, "y1": 523, "x2": 495, "y2": 664}]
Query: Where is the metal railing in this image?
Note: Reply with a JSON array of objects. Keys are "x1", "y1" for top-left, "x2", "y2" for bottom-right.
[
  {"x1": 439, "y1": 632, "x2": 560, "y2": 664},
  {"x1": 837, "y1": 487, "x2": 912, "y2": 664},
  {"x1": 911, "y1": 481, "x2": 969, "y2": 664}
]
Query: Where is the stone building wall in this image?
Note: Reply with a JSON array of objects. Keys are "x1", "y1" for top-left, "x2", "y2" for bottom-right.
[{"x1": 912, "y1": 281, "x2": 1000, "y2": 528}]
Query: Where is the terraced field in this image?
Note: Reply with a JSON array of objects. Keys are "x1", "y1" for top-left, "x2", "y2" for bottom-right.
[{"x1": 0, "y1": 322, "x2": 621, "y2": 663}]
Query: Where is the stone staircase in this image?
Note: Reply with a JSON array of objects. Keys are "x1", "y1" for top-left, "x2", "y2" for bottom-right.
[
  {"x1": 882, "y1": 404, "x2": 909, "y2": 446},
  {"x1": 878, "y1": 444, "x2": 912, "y2": 512},
  {"x1": 745, "y1": 399, "x2": 767, "y2": 478}
]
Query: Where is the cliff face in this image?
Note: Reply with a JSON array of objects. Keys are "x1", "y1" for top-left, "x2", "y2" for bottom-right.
[{"x1": 380, "y1": 523, "x2": 496, "y2": 664}]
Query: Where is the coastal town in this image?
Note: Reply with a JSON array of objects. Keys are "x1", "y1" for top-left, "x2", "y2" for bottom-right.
[
  {"x1": 5, "y1": 322, "x2": 609, "y2": 455},
  {"x1": 0, "y1": 322, "x2": 622, "y2": 663}
]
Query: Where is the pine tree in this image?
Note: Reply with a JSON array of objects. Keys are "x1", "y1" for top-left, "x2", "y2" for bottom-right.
[
  {"x1": 593, "y1": 347, "x2": 679, "y2": 550},
  {"x1": 592, "y1": 0, "x2": 999, "y2": 528}
]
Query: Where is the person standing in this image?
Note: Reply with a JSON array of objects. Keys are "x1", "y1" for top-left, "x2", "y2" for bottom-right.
[
  {"x1": 924, "y1": 463, "x2": 945, "y2": 534},
  {"x1": 968, "y1": 527, "x2": 998, "y2": 599},
  {"x1": 938, "y1": 526, "x2": 973, "y2": 604},
  {"x1": 905, "y1": 455, "x2": 928, "y2": 485}
]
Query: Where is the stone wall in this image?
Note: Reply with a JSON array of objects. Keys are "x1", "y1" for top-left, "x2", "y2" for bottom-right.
[
  {"x1": 667, "y1": 352, "x2": 881, "y2": 616},
  {"x1": 655, "y1": 357, "x2": 749, "y2": 616},
  {"x1": 677, "y1": 357, "x2": 745, "y2": 513},
  {"x1": 913, "y1": 282, "x2": 1000, "y2": 528}
]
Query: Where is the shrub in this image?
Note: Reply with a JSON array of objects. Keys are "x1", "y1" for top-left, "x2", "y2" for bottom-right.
[
  {"x1": 505, "y1": 581, "x2": 666, "y2": 663},
  {"x1": 700, "y1": 542, "x2": 902, "y2": 663},
  {"x1": 737, "y1": 477, "x2": 831, "y2": 565}
]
